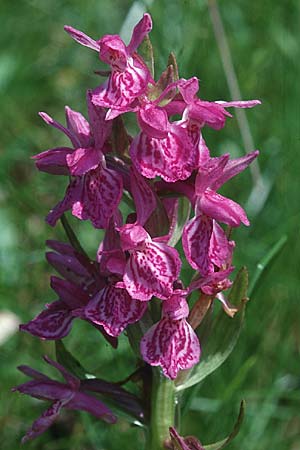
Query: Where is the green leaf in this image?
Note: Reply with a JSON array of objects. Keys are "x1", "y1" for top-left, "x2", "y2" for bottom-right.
[
  {"x1": 204, "y1": 400, "x2": 245, "y2": 450},
  {"x1": 138, "y1": 35, "x2": 154, "y2": 78},
  {"x1": 176, "y1": 268, "x2": 248, "y2": 391},
  {"x1": 60, "y1": 213, "x2": 89, "y2": 258},
  {"x1": 168, "y1": 197, "x2": 191, "y2": 247},
  {"x1": 55, "y1": 340, "x2": 91, "y2": 379},
  {"x1": 249, "y1": 235, "x2": 287, "y2": 296}
]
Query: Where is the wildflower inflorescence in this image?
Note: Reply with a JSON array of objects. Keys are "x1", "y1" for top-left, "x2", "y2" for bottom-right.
[{"x1": 14, "y1": 14, "x2": 260, "y2": 442}]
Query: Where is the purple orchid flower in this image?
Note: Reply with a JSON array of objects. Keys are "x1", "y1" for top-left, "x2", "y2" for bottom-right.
[
  {"x1": 130, "y1": 100, "x2": 199, "y2": 183},
  {"x1": 12, "y1": 356, "x2": 116, "y2": 443},
  {"x1": 20, "y1": 276, "x2": 95, "y2": 340},
  {"x1": 182, "y1": 215, "x2": 235, "y2": 275},
  {"x1": 83, "y1": 223, "x2": 147, "y2": 337},
  {"x1": 178, "y1": 77, "x2": 261, "y2": 130},
  {"x1": 20, "y1": 270, "x2": 117, "y2": 347},
  {"x1": 140, "y1": 291, "x2": 200, "y2": 379},
  {"x1": 181, "y1": 148, "x2": 258, "y2": 275},
  {"x1": 46, "y1": 239, "x2": 104, "y2": 294},
  {"x1": 118, "y1": 224, "x2": 181, "y2": 301},
  {"x1": 194, "y1": 149, "x2": 259, "y2": 227},
  {"x1": 34, "y1": 96, "x2": 123, "y2": 229},
  {"x1": 65, "y1": 14, "x2": 153, "y2": 114}
]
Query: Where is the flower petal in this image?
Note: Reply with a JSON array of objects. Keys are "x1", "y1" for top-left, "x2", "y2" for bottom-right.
[
  {"x1": 130, "y1": 123, "x2": 198, "y2": 182},
  {"x1": 182, "y1": 214, "x2": 213, "y2": 275},
  {"x1": 32, "y1": 147, "x2": 71, "y2": 175},
  {"x1": 21, "y1": 400, "x2": 65, "y2": 443},
  {"x1": 19, "y1": 301, "x2": 74, "y2": 340},
  {"x1": 87, "y1": 91, "x2": 112, "y2": 149},
  {"x1": 130, "y1": 166, "x2": 157, "y2": 226},
  {"x1": 67, "y1": 391, "x2": 117, "y2": 424},
  {"x1": 85, "y1": 285, "x2": 147, "y2": 336},
  {"x1": 124, "y1": 241, "x2": 181, "y2": 301},
  {"x1": 211, "y1": 150, "x2": 259, "y2": 191},
  {"x1": 46, "y1": 177, "x2": 83, "y2": 227},
  {"x1": 199, "y1": 190, "x2": 249, "y2": 227},
  {"x1": 209, "y1": 221, "x2": 235, "y2": 268},
  {"x1": 141, "y1": 318, "x2": 200, "y2": 379},
  {"x1": 92, "y1": 56, "x2": 150, "y2": 109},
  {"x1": 71, "y1": 167, "x2": 123, "y2": 229},
  {"x1": 66, "y1": 147, "x2": 103, "y2": 176},
  {"x1": 126, "y1": 13, "x2": 152, "y2": 55},
  {"x1": 65, "y1": 106, "x2": 91, "y2": 148},
  {"x1": 64, "y1": 25, "x2": 100, "y2": 51}
]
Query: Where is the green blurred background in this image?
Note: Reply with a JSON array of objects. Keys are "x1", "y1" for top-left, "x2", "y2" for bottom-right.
[{"x1": 1, "y1": 0, "x2": 299, "y2": 449}]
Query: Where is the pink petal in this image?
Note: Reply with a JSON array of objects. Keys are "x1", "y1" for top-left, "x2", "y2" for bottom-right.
[
  {"x1": 199, "y1": 190, "x2": 250, "y2": 227},
  {"x1": 66, "y1": 147, "x2": 103, "y2": 176},
  {"x1": 189, "y1": 267, "x2": 234, "y2": 293},
  {"x1": 130, "y1": 166, "x2": 157, "y2": 226},
  {"x1": 64, "y1": 25, "x2": 100, "y2": 52},
  {"x1": 71, "y1": 167, "x2": 123, "y2": 229},
  {"x1": 126, "y1": 13, "x2": 153, "y2": 55},
  {"x1": 85, "y1": 285, "x2": 147, "y2": 336},
  {"x1": 182, "y1": 214, "x2": 213, "y2": 275},
  {"x1": 119, "y1": 224, "x2": 149, "y2": 251},
  {"x1": 140, "y1": 318, "x2": 200, "y2": 379},
  {"x1": 209, "y1": 221, "x2": 235, "y2": 268},
  {"x1": 92, "y1": 56, "x2": 150, "y2": 109},
  {"x1": 195, "y1": 154, "x2": 229, "y2": 196},
  {"x1": 124, "y1": 241, "x2": 181, "y2": 301},
  {"x1": 46, "y1": 177, "x2": 83, "y2": 227},
  {"x1": 130, "y1": 123, "x2": 198, "y2": 182},
  {"x1": 87, "y1": 91, "x2": 112, "y2": 149},
  {"x1": 137, "y1": 104, "x2": 168, "y2": 139},
  {"x1": 198, "y1": 133, "x2": 211, "y2": 167},
  {"x1": 65, "y1": 106, "x2": 91, "y2": 148},
  {"x1": 39, "y1": 111, "x2": 79, "y2": 146},
  {"x1": 211, "y1": 150, "x2": 259, "y2": 191},
  {"x1": 32, "y1": 147, "x2": 71, "y2": 175},
  {"x1": 20, "y1": 301, "x2": 74, "y2": 340},
  {"x1": 162, "y1": 292, "x2": 189, "y2": 320},
  {"x1": 215, "y1": 99, "x2": 261, "y2": 108},
  {"x1": 99, "y1": 35, "x2": 128, "y2": 70},
  {"x1": 189, "y1": 100, "x2": 231, "y2": 130},
  {"x1": 178, "y1": 77, "x2": 199, "y2": 104}
]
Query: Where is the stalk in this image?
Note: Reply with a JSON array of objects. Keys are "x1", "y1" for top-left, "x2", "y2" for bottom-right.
[{"x1": 146, "y1": 368, "x2": 176, "y2": 450}]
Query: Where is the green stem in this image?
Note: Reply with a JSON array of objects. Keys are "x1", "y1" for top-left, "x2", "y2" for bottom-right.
[{"x1": 146, "y1": 368, "x2": 176, "y2": 450}]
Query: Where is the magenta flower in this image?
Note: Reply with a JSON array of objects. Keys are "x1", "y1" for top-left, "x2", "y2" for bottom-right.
[
  {"x1": 12, "y1": 356, "x2": 116, "y2": 443},
  {"x1": 182, "y1": 215, "x2": 235, "y2": 275},
  {"x1": 140, "y1": 291, "x2": 200, "y2": 379},
  {"x1": 178, "y1": 77, "x2": 261, "y2": 130},
  {"x1": 20, "y1": 276, "x2": 94, "y2": 340},
  {"x1": 119, "y1": 224, "x2": 181, "y2": 301},
  {"x1": 65, "y1": 14, "x2": 153, "y2": 113},
  {"x1": 194, "y1": 150, "x2": 259, "y2": 227},
  {"x1": 130, "y1": 102, "x2": 199, "y2": 182},
  {"x1": 34, "y1": 97, "x2": 122, "y2": 229},
  {"x1": 46, "y1": 239, "x2": 104, "y2": 294}
]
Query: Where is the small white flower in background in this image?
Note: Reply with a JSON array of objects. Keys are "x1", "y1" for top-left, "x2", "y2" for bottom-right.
[{"x1": 0, "y1": 311, "x2": 20, "y2": 345}]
